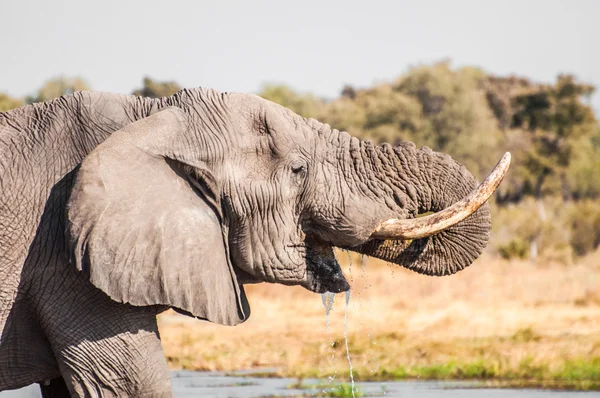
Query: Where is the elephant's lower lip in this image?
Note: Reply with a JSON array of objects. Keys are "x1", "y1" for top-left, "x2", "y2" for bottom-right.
[
  {"x1": 322, "y1": 274, "x2": 350, "y2": 293},
  {"x1": 326, "y1": 285, "x2": 350, "y2": 294}
]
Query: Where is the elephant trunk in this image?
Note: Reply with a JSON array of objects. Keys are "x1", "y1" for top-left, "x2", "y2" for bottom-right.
[{"x1": 350, "y1": 143, "x2": 498, "y2": 276}]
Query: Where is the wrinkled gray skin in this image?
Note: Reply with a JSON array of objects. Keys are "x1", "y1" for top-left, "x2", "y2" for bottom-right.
[{"x1": 0, "y1": 89, "x2": 490, "y2": 397}]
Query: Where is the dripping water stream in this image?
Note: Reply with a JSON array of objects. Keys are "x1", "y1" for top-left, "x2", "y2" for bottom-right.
[
  {"x1": 321, "y1": 292, "x2": 335, "y2": 329},
  {"x1": 321, "y1": 291, "x2": 337, "y2": 386},
  {"x1": 321, "y1": 289, "x2": 356, "y2": 398},
  {"x1": 343, "y1": 289, "x2": 356, "y2": 398}
]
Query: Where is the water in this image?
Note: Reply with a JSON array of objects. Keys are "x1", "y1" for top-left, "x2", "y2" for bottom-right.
[
  {"x1": 343, "y1": 289, "x2": 356, "y2": 398},
  {"x1": 321, "y1": 291, "x2": 335, "y2": 328},
  {"x1": 321, "y1": 290, "x2": 338, "y2": 387},
  {"x1": 321, "y1": 289, "x2": 356, "y2": 397},
  {"x1": 2, "y1": 372, "x2": 596, "y2": 397}
]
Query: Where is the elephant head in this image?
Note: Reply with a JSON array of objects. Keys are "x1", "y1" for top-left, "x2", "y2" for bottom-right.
[{"x1": 66, "y1": 88, "x2": 509, "y2": 326}]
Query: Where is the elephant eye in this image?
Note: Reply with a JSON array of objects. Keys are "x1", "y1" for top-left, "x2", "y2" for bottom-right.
[{"x1": 291, "y1": 164, "x2": 307, "y2": 177}]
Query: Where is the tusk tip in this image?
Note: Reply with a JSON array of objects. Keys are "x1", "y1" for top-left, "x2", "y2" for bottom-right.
[
  {"x1": 500, "y1": 151, "x2": 511, "y2": 168},
  {"x1": 494, "y1": 152, "x2": 512, "y2": 180}
]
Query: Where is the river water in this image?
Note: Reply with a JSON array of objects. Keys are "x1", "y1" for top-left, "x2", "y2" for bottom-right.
[{"x1": 1, "y1": 371, "x2": 596, "y2": 397}]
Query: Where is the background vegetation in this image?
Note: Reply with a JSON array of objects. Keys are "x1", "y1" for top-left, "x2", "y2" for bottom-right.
[{"x1": 2, "y1": 62, "x2": 598, "y2": 264}]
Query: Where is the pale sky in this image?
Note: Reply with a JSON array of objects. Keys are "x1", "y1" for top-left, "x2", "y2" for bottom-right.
[{"x1": 1, "y1": 0, "x2": 599, "y2": 112}]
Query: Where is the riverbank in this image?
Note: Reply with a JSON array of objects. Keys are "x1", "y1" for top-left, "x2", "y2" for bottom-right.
[{"x1": 158, "y1": 251, "x2": 600, "y2": 390}]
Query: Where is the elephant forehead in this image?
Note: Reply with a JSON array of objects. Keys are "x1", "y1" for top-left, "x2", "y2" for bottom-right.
[{"x1": 319, "y1": 149, "x2": 340, "y2": 164}]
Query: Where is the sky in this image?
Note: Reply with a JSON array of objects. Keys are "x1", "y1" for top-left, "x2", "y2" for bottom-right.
[{"x1": 1, "y1": 0, "x2": 599, "y2": 112}]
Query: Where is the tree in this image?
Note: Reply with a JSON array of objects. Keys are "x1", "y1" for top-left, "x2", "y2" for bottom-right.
[
  {"x1": 27, "y1": 77, "x2": 89, "y2": 103},
  {"x1": 257, "y1": 84, "x2": 323, "y2": 119},
  {"x1": 0, "y1": 93, "x2": 23, "y2": 112},
  {"x1": 132, "y1": 77, "x2": 181, "y2": 98},
  {"x1": 512, "y1": 75, "x2": 597, "y2": 200}
]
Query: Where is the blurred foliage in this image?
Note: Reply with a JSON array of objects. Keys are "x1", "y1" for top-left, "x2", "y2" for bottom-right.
[
  {"x1": 259, "y1": 84, "x2": 323, "y2": 119},
  {"x1": 0, "y1": 93, "x2": 23, "y2": 112},
  {"x1": 568, "y1": 201, "x2": 600, "y2": 257},
  {"x1": 26, "y1": 77, "x2": 90, "y2": 103},
  {"x1": 132, "y1": 77, "x2": 181, "y2": 98},
  {"x1": 492, "y1": 197, "x2": 600, "y2": 263},
  {"x1": 498, "y1": 238, "x2": 530, "y2": 261},
  {"x1": 2, "y1": 63, "x2": 599, "y2": 261}
]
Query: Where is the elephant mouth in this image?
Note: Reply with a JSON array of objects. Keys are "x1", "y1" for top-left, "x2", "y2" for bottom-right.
[{"x1": 303, "y1": 237, "x2": 350, "y2": 294}]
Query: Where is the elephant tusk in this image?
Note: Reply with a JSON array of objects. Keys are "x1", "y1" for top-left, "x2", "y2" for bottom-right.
[{"x1": 371, "y1": 152, "x2": 511, "y2": 240}]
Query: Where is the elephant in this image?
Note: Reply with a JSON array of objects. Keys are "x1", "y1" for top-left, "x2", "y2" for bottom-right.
[{"x1": 0, "y1": 88, "x2": 509, "y2": 397}]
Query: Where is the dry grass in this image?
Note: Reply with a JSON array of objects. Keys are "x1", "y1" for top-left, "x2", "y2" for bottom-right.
[{"x1": 158, "y1": 250, "x2": 600, "y2": 389}]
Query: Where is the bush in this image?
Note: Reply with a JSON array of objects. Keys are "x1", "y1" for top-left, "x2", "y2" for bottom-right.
[
  {"x1": 498, "y1": 238, "x2": 529, "y2": 260},
  {"x1": 568, "y1": 201, "x2": 600, "y2": 257},
  {"x1": 491, "y1": 197, "x2": 600, "y2": 264}
]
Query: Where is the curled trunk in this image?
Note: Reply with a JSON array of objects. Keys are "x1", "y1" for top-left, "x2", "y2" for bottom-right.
[{"x1": 350, "y1": 143, "x2": 492, "y2": 276}]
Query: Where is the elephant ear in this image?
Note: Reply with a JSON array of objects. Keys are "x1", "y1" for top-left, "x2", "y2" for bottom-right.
[{"x1": 66, "y1": 107, "x2": 249, "y2": 326}]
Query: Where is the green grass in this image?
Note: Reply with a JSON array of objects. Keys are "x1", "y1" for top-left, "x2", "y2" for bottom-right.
[
  {"x1": 372, "y1": 357, "x2": 600, "y2": 390},
  {"x1": 276, "y1": 356, "x2": 600, "y2": 391},
  {"x1": 286, "y1": 381, "x2": 364, "y2": 397},
  {"x1": 317, "y1": 383, "x2": 364, "y2": 397},
  {"x1": 549, "y1": 357, "x2": 600, "y2": 390},
  {"x1": 276, "y1": 357, "x2": 600, "y2": 392}
]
